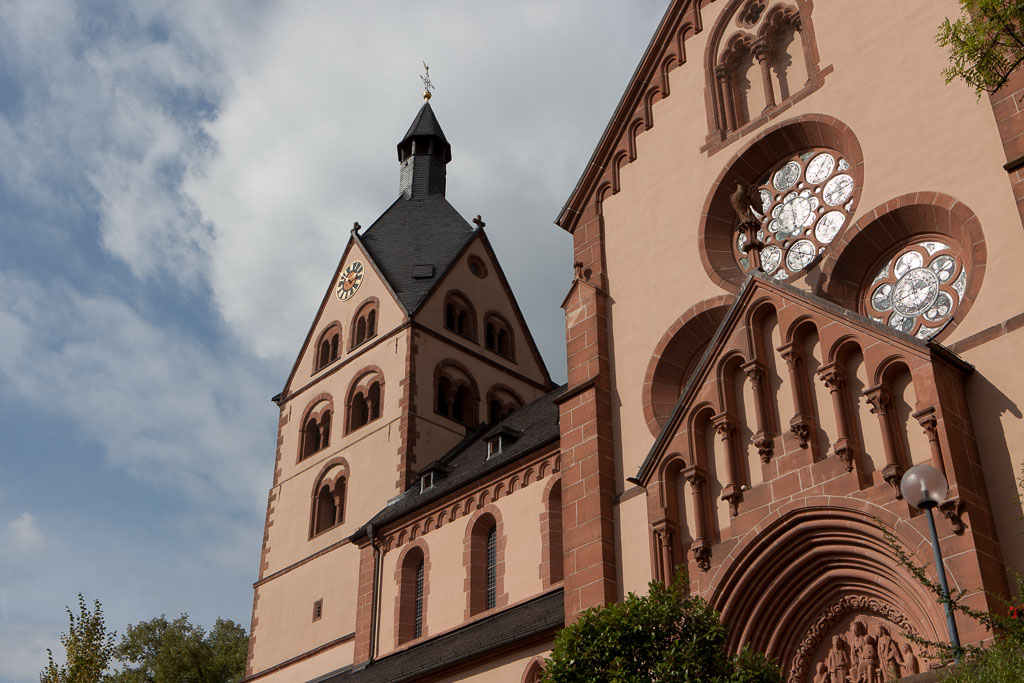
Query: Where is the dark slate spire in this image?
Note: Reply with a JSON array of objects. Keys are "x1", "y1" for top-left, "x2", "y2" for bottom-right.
[{"x1": 397, "y1": 101, "x2": 451, "y2": 199}]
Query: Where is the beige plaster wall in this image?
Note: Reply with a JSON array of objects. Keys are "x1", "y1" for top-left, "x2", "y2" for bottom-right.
[
  {"x1": 247, "y1": 638, "x2": 354, "y2": 683},
  {"x1": 963, "y1": 328, "x2": 1024, "y2": 576},
  {"x1": 433, "y1": 645, "x2": 550, "y2": 683},
  {"x1": 375, "y1": 472, "x2": 557, "y2": 659},
  {"x1": 597, "y1": 0, "x2": 1024, "y2": 592},
  {"x1": 289, "y1": 240, "x2": 407, "y2": 395},
  {"x1": 248, "y1": 546, "x2": 358, "y2": 675}
]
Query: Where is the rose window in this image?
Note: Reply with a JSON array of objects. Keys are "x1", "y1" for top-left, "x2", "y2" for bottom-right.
[
  {"x1": 865, "y1": 240, "x2": 967, "y2": 339},
  {"x1": 734, "y1": 149, "x2": 856, "y2": 280}
]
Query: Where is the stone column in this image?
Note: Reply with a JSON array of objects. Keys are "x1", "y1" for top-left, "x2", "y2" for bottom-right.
[
  {"x1": 754, "y1": 40, "x2": 776, "y2": 110},
  {"x1": 819, "y1": 364, "x2": 856, "y2": 472},
  {"x1": 913, "y1": 406, "x2": 946, "y2": 476},
  {"x1": 712, "y1": 412, "x2": 743, "y2": 516},
  {"x1": 864, "y1": 385, "x2": 903, "y2": 497},
  {"x1": 741, "y1": 359, "x2": 774, "y2": 463},
  {"x1": 778, "y1": 343, "x2": 814, "y2": 452},
  {"x1": 716, "y1": 65, "x2": 737, "y2": 132},
  {"x1": 683, "y1": 465, "x2": 712, "y2": 571}
]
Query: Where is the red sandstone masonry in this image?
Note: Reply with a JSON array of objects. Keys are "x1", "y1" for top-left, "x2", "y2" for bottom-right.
[
  {"x1": 352, "y1": 542, "x2": 377, "y2": 665},
  {"x1": 989, "y1": 70, "x2": 1024, "y2": 229}
]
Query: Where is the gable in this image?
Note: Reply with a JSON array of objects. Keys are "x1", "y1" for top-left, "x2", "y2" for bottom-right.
[
  {"x1": 280, "y1": 238, "x2": 407, "y2": 398},
  {"x1": 635, "y1": 274, "x2": 972, "y2": 482},
  {"x1": 414, "y1": 230, "x2": 553, "y2": 387}
]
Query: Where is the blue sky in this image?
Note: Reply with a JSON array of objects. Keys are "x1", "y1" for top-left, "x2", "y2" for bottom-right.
[{"x1": 0, "y1": 2, "x2": 667, "y2": 679}]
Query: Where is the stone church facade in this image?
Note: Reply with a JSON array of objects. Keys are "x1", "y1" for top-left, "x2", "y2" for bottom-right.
[{"x1": 242, "y1": 1, "x2": 1024, "y2": 681}]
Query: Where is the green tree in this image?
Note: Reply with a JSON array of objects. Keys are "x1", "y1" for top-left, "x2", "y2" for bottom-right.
[
  {"x1": 40, "y1": 594, "x2": 117, "y2": 683},
  {"x1": 539, "y1": 573, "x2": 781, "y2": 683},
  {"x1": 106, "y1": 615, "x2": 248, "y2": 683},
  {"x1": 938, "y1": 0, "x2": 1024, "y2": 96}
]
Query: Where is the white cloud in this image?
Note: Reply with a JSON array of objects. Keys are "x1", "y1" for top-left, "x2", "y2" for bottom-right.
[
  {"x1": 0, "y1": 271, "x2": 274, "y2": 505},
  {"x1": 7, "y1": 513, "x2": 45, "y2": 554}
]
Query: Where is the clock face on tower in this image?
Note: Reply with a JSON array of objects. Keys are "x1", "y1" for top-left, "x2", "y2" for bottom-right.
[{"x1": 337, "y1": 261, "x2": 364, "y2": 301}]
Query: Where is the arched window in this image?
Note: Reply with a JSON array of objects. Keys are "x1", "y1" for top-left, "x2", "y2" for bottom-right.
[
  {"x1": 442, "y1": 292, "x2": 477, "y2": 342},
  {"x1": 396, "y1": 544, "x2": 429, "y2": 645},
  {"x1": 434, "y1": 362, "x2": 479, "y2": 428},
  {"x1": 465, "y1": 510, "x2": 504, "y2": 617},
  {"x1": 347, "y1": 369, "x2": 385, "y2": 433},
  {"x1": 483, "y1": 313, "x2": 515, "y2": 360},
  {"x1": 309, "y1": 460, "x2": 348, "y2": 538},
  {"x1": 541, "y1": 479, "x2": 563, "y2": 587},
  {"x1": 299, "y1": 398, "x2": 333, "y2": 461},
  {"x1": 352, "y1": 300, "x2": 379, "y2": 349},
  {"x1": 485, "y1": 386, "x2": 524, "y2": 424},
  {"x1": 314, "y1": 324, "x2": 342, "y2": 371},
  {"x1": 705, "y1": 2, "x2": 822, "y2": 144}
]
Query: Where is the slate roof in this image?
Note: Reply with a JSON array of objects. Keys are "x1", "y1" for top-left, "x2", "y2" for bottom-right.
[
  {"x1": 399, "y1": 102, "x2": 449, "y2": 147},
  {"x1": 311, "y1": 589, "x2": 563, "y2": 683},
  {"x1": 351, "y1": 384, "x2": 565, "y2": 540},
  {"x1": 358, "y1": 194, "x2": 476, "y2": 314}
]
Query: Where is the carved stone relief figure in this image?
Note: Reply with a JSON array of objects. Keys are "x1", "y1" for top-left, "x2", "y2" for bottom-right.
[{"x1": 797, "y1": 604, "x2": 926, "y2": 682}]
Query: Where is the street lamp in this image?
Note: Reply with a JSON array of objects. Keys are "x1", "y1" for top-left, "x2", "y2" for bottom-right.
[{"x1": 900, "y1": 464, "x2": 962, "y2": 662}]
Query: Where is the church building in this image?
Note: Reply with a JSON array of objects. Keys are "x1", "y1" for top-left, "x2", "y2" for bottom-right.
[{"x1": 242, "y1": 1, "x2": 1024, "y2": 681}]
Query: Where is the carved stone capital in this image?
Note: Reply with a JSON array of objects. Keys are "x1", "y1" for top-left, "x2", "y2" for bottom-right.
[
  {"x1": 833, "y1": 437, "x2": 855, "y2": 472},
  {"x1": 682, "y1": 465, "x2": 707, "y2": 493},
  {"x1": 790, "y1": 414, "x2": 812, "y2": 449},
  {"x1": 777, "y1": 343, "x2": 803, "y2": 371},
  {"x1": 881, "y1": 463, "x2": 905, "y2": 499},
  {"x1": 940, "y1": 497, "x2": 967, "y2": 535},
  {"x1": 692, "y1": 539, "x2": 712, "y2": 572},
  {"x1": 863, "y1": 385, "x2": 893, "y2": 416},
  {"x1": 651, "y1": 518, "x2": 677, "y2": 546},
  {"x1": 818, "y1": 363, "x2": 846, "y2": 393},
  {"x1": 913, "y1": 406, "x2": 939, "y2": 439},
  {"x1": 753, "y1": 430, "x2": 774, "y2": 463},
  {"x1": 712, "y1": 412, "x2": 735, "y2": 441},
  {"x1": 741, "y1": 360, "x2": 767, "y2": 389},
  {"x1": 752, "y1": 38, "x2": 772, "y2": 62},
  {"x1": 721, "y1": 483, "x2": 743, "y2": 517},
  {"x1": 714, "y1": 63, "x2": 732, "y2": 82}
]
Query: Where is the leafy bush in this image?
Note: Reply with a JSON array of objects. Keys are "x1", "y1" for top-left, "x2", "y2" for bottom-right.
[{"x1": 540, "y1": 573, "x2": 781, "y2": 683}]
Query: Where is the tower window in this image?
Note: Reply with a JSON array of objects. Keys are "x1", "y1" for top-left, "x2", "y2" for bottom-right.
[
  {"x1": 310, "y1": 463, "x2": 347, "y2": 538},
  {"x1": 352, "y1": 301, "x2": 379, "y2": 349},
  {"x1": 299, "y1": 400, "x2": 333, "y2": 461},
  {"x1": 312, "y1": 599, "x2": 323, "y2": 622},
  {"x1": 315, "y1": 325, "x2": 342, "y2": 371},
  {"x1": 483, "y1": 313, "x2": 515, "y2": 360},
  {"x1": 434, "y1": 363, "x2": 479, "y2": 428},
  {"x1": 442, "y1": 292, "x2": 477, "y2": 342},
  {"x1": 347, "y1": 371, "x2": 384, "y2": 433}
]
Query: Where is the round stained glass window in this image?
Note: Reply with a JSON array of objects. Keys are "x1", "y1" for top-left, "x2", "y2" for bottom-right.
[
  {"x1": 733, "y1": 148, "x2": 857, "y2": 281},
  {"x1": 865, "y1": 240, "x2": 967, "y2": 339}
]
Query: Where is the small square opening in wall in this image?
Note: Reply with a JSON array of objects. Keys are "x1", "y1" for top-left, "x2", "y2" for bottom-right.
[{"x1": 313, "y1": 598, "x2": 323, "y2": 622}]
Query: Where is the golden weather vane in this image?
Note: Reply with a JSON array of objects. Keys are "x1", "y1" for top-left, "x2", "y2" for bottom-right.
[{"x1": 420, "y1": 62, "x2": 435, "y2": 101}]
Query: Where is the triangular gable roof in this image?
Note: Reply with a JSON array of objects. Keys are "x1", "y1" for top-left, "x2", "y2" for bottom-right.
[
  {"x1": 359, "y1": 194, "x2": 476, "y2": 314},
  {"x1": 277, "y1": 233, "x2": 404, "y2": 400},
  {"x1": 417, "y1": 226, "x2": 555, "y2": 387},
  {"x1": 555, "y1": 0, "x2": 698, "y2": 232},
  {"x1": 634, "y1": 273, "x2": 973, "y2": 483}
]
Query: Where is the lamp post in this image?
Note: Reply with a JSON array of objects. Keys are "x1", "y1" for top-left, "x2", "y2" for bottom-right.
[{"x1": 900, "y1": 464, "x2": 962, "y2": 662}]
